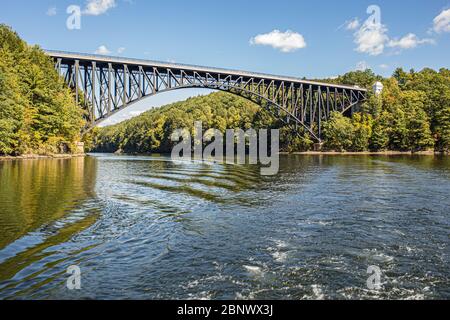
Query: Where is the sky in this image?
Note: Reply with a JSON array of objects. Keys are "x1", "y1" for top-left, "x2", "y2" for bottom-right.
[{"x1": 1, "y1": 0, "x2": 449, "y2": 125}]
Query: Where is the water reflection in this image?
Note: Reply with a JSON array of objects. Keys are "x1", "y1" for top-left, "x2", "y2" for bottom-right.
[
  {"x1": 0, "y1": 157, "x2": 97, "y2": 249},
  {"x1": 0, "y1": 157, "x2": 99, "y2": 299},
  {"x1": 0, "y1": 154, "x2": 449, "y2": 300}
]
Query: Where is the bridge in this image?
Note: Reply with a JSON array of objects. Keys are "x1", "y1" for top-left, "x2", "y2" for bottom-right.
[{"x1": 46, "y1": 50, "x2": 368, "y2": 142}]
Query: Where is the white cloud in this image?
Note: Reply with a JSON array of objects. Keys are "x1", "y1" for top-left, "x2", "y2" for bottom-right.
[
  {"x1": 83, "y1": 0, "x2": 116, "y2": 16},
  {"x1": 250, "y1": 30, "x2": 307, "y2": 53},
  {"x1": 345, "y1": 7, "x2": 439, "y2": 56},
  {"x1": 95, "y1": 45, "x2": 111, "y2": 55},
  {"x1": 117, "y1": 47, "x2": 126, "y2": 54},
  {"x1": 353, "y1": 19, "x2": 389, "y2": 56},
  {"x1": 346, "y1": 18, "x2": 360, "y2": 31},
  {"x1": 355, "y1": 61, "x2": 370, "y2": 71},
  {"x1": 387, "y1": 33, "x2": 435, "y2": 50},
  {"x1": 433, "y1": 8, "x2": 450, "y2": 33},
  {"x1": 46, "y1": 7, "x2": 57, "y2": 16},
  {"x1": 379, "y1": 64, "x2": 389, "y2": 69}
]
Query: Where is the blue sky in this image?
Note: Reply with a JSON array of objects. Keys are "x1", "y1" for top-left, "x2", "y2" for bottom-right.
[{"x1": 1, "y1": 0, "x2": 449, "y2": 125}]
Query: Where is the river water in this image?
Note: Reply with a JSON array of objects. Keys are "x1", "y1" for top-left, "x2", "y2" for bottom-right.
[{"x1": 0, "y1": 154, "x2": 449, "y2": 300}]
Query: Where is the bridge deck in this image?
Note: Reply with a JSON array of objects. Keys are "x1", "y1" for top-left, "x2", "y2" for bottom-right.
[{"x1": 45, "y1": 50, "x2": 366, "y2": 92}]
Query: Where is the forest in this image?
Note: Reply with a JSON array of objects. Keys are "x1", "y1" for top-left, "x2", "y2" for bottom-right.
[
  {"x1": 1, "y1": 24, "x2": 449, "y2": 156},
  {"x1": 0, "y1": 24, "x2": 84, "y2": 156},
  {"x1": 93, "y1": 68, "x2": 450, "y2": 154}
]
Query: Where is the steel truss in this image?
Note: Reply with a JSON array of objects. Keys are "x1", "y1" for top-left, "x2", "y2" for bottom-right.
[{"x1": 49, "y1": 51, "x2": 367, "y2": 142}]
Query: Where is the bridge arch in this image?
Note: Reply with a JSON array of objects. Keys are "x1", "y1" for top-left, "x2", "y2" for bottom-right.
[
  {"x1": 94, "y1": 84, "x2": 321, "y2": 141},
  {"x1": 48, "y1": 51, "x2": 367, "y2": 142}
]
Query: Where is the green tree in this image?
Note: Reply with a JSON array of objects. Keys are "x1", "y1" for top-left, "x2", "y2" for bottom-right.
[
  {"x1": 370, "y1": 111, "x2": 390, "y2": 151},
  {"x1": 322, "y1": 112, "x2": 354, "y2": 151},
  {"x1": 351, "y1": 113, "x2": 373, "y2": 151},
  {"x1": 0, "y1": 48, "x2": 24, "y2": 155},
  {"x1": 0, "y1": 24, "x2": 84, "y2": 155},
  {"x1": 393, "y1": 68, "x2": 410, "y2": 89},
  {"x1": 435, "y1": 104, "x2": 450, "y2": 152},
  {"x1": 402, "y1": 91, "x2": 434, "y2": 151}
]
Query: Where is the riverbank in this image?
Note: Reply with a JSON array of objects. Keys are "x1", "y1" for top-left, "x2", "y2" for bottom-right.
[
  {"x1": 0, "y1": 154, "x2": 86, "y2": 161},
  {"x1": 3, "y1": 151, "x2": 445, "y2": 161},
  {"x1": 282, "y1": 150, "x2": 447, "y2": 156},
  {"x1": 94, "y1": 150, "x2": 448, "y2": 157}
]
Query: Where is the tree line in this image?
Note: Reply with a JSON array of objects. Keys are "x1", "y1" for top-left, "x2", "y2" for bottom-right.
[
  {"x1": 93, "y1": 68, "x2": 450, "y2": 154},
  {"x1": 320, "y1": 68, "x2": 450, "y2": 152},
  {"x1": 0, "y1": 25, "x2": 84, "y2": 156},
  {"x1": 0, "y1": 25, "x2": 448, "y2": 155}
]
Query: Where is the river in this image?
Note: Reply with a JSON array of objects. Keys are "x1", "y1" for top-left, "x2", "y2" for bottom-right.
[{"x1": 0, "y1": 154, "x2": 449, "y2": 299}]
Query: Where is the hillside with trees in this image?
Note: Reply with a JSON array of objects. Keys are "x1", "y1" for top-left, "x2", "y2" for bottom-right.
[
  {"x1": 322, "y1": 68, "x2": 449, "y2": 152},
  {"x1": 93, "y1": 67, "x2": 450, "y2": 154},
  {"x1": 0, "y1": 25, "x2": 84, "y2": 156},
  {"x1": 0, "y1": 24, "x2": 448, "y2": 156}
]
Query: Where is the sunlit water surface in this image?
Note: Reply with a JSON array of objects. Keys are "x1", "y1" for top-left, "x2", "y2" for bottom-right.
[{"x1": 0, "y1": 154, "x2": 449, "y2": 299}]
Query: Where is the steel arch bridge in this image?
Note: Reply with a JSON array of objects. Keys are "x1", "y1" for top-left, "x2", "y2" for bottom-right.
[{"x1": 46, "y1": 50, "x2": 367, "y2": 142}]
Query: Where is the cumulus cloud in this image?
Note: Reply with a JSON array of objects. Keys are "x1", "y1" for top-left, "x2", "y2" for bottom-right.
[
  {"x1": 379, "y1": 64, "x2": 389, "y2": 69},
  {"x1": 83, "y1": 0, "x2": 116, "y2": 16},
  {"x1": 353, "y1": 18, "x2": 389, "y2": 56},
  {"x1": 117, "y1": 47, "x2": 126, "y2": 54},
  {"x1": 387, "y1": 33, "x2": 435, "y2": 50},
  {"x1": 250, "y1": 30, "x2": 307, "y2": 53},
  {"x1": 345, "y1": 18, "x2": 360, "y2": 31},
  {"x1": 346, "y1": 9, "x2": 435, "y2": 56},
  {"x1": 433, "y1": 8, "x2": 450, "y2": 33},
  {"x1": 95, "y1": 45, "x2": 111, "y2": 55},
  {"x1": 46, "y1": 7, "x2": 57, "y2": 16}
]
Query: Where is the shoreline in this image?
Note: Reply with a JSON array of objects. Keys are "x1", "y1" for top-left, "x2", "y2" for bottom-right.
[
  {"x1": 281, "y1": 150, "x2": 447, "y2": 156},
  {"x1": 2, "y1": 151, "x2": 448, "y2": 160},
  {"x1": 96, "y1": 150, "x2": 447, "y2": 157},
  {"x1": 0, "y1": 154, "x2": 86, "y2": 161}
]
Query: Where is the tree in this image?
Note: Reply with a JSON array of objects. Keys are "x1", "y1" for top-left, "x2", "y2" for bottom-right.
[
  {"x1": 370, "y1": 111, "x2": 390, "y2": 151},
  {"x1": 351, "y1": 113, "x2": 373, "y2": 151},
  {"x1": 335, "y1": 69, "x2": 382, "y2": 89},
  {"x1": 322, "y1": 112, "x2": 354, "y2": 151},
  {"x1": 0, "y1": 48, "x2": 24, "y2": 155},
  {"x1": 435, "y1": 104, "x2": 450, "y2": 152},
  {"x1": 393, "y1": 68, "x2": 410, "y2": 89},
  {"x1": 0, "y1": 24, "x2": 84, "y2": 155},
  {"x1": 402, "y1": 91, "x2": 434, "y2": 151}
]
